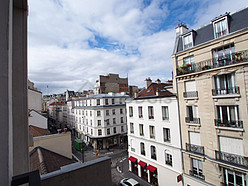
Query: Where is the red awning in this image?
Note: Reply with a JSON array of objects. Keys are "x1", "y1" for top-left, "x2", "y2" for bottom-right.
[
  {"x1": 147, "y1": 164, "x2": 157, "y2": 173},
  {"x1": 138, "y1": 160, "x2": 147, "y2": 168},
  {"x1": 128, "y1": 156, "x2": 137, "y2": 163}
]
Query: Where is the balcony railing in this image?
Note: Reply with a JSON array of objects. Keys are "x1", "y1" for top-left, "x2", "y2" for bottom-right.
[
  {"x1": 215, "y1": 29, "x2": 227, "y2": 38},
  {"x1": 177, "y1": 50, "x2": 248, "y2": 76},
  {"x1": 186, "y1": 143, "x2": 204, "y2": 155},
  {"x1": 212, "y1": 86, "x2": 240, "y2": 96},
  {"x1": 215, "y1": 151, "x2": 248, "y2": 167},
  {"x1": 189, "y1": 170, "x2": 205, "y2": 180},
  {"x1": 215, "y1": 119, "x2": 243, "y2": 129},
  {"x1": 185, "y1": 117, "x2": 200, "y2": 124},
  {"x1": 183, "y1": 91, "x2": 198, "y2": 98}
]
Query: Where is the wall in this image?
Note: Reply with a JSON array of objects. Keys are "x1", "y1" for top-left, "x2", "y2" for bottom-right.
[
  {"x1": 29, "y1": 132, "x2": 72, "y2": 159},
  {"x1": 29, "y1": 110, "x2": 47, "y2": 129},
  {"x1": 28, "y1": 88, "x2": 42, "y2": 111},
  {"x1": 41, "y1": 157, "x2": 112, "y2": 186}
]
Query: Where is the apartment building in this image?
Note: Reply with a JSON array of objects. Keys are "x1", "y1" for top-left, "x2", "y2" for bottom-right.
[
  {"x1": 94, "y1": 73, "x2": 128, "y2": 94},
  {"x1": 67, "y1": 92, "x2": 129, "y2": 150},
  {"x1": 126, "y1": 78, "x2": 183, "y2": 185},
  {"x1": 172, "y1": 7, "x2": 248, "y2": 186}
]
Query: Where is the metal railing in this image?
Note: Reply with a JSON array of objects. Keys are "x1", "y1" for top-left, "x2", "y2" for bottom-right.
[
  {"x1": 189, "y1": 170, "x2": 205, "y2": 180},
  {"x1": 215, "y1": 119, "x2": 243, "y2": 129},
  {"x1": 216, "y1": 30, "x2": 227, "y2": 38},
  {"x1": 177, "y1": 50, "x2": 248, "y2": 76},
  {"x1": 212, "y1": 86, "x2": 240, "y2": 96},
  {"x1": 186, "y1": 143, "x2": 204, "y2": 155},
  {"x1": 215, "y1": 151, "x2": 248, "y2": 167},
  {"x1": 183, "y1": 91, "x2": 198, "y2": 98},
  {"x1": 185, "y1": 117, "x2": 200, "y2": 124}
]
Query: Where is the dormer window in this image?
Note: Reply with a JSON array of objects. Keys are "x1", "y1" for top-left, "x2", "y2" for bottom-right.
[
  {"x1": 213, "y1": 16, "x2": 229, "y2": 38},
  {"x1": 183, "y1": 32, "x2": 193, "y2": 50}
]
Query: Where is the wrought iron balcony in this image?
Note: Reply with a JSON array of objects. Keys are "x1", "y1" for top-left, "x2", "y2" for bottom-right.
[
  {"x1": 185, "y1": 117, "x2": 200, "y2": 124},
  {"x1": 186, "y1": 143, "x2": 204, "y2": 155},
  {"x1": 212, "y1": 86, "x2": 240, "y2": 96},
  {"x1": 215, "y1": 151, "x2": 248, "y2": 167},
  {"x1": 177, "y1": 50, "x2": 248, "y2": 76},
  {"x1": 189, "y1": 170, "x2": 205, "y2": 180},
  {"x1": 183, "y1": 91, "x2": 198, "y2": 98},
  {"x1": 215, "y1": 119, "x2": 243, "y2": 129}
]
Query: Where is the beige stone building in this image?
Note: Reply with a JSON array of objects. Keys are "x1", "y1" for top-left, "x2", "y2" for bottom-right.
[{"x1": 172, "y1": 7, "x2": 248, "y2": 186}]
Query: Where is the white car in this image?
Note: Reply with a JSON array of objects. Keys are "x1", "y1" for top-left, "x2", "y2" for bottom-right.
[{"x1": 120, "y1": 178, "x2": 140, "y2": 186}]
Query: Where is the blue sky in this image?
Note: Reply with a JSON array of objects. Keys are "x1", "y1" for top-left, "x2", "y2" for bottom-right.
[{"x1": 28, "y1": 0, "x2": 248, "y2": 94}]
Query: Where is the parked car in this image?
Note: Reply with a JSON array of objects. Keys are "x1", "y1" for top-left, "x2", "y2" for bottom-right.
[{"x1": 120, "y1": 178, "x2": 140, "y2": 186}]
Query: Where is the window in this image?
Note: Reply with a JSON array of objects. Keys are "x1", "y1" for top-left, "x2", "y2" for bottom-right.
[
  {"x1": 139, "y1": 124, "x2": 144, "y2": 136},
  {"x1": 214, "y1": 73, "x2": 237, "y2": 95},
  {"x1": 113, "y1": 118, "x2": 116, "y2": 124},
  {"x1": 106, "y1": 119, "x2": 110, "y2": 125},
  {"x1": 90, "y1": 111, "x2": 92, "y2": 116},
  {"x1": 138, "y1": 106, "x2": 143, "y2": 118},
  {"x1": 216, "y1": 105, "x2": 240, "y2": 127},
  {"x1": 86, "y1": 119, "x2": 88, "y2": 125},
  {"x1": 186, "y1": 105, "x2": 199, "y2": 124},
  {"x1": 130, "y1": 123, "x2": 134, "y2": 133},
  {"x1": 224, "y1": 168, "x2": 246, "y2": 186},
  {"x1": 86, "y1": 111, "x2": 87, "y2": 116},
  {"x1": 97, "y1": 110, "x2": 101, "y2": 117},
  {"x1": 107, "y1": 128, "x2": 110, "y2": 135},
  {"x1": 98, "y1": 129, "x2": 102, "y2": 136},
  {"x1": 129, "y1": 106, "x2": 133, "y2": 117},
  {"x1": 151, "y1": 146, "x2": 156, "y2": 160},
  {"x1": 183, "y1": 56, "x2": 195, "y2": 71},
  {"x1": 98, "y1": 120, "x2": 101, "y2": 126},
  {"x1": 91, "y1": 129, "x2": 93, "y2": 135},
  {"x1": 121, "y1": 126, "x2": 124, "y2": 132},
  {"x1": 97, "y1": 99, "x2": 100, "y2": 105},
  {"x1": 162, "y1": 106, "x2": 169, "y2": 120},
  {"x1": 140, "y1": 143, "x2": 145, "y2": 156},
  {"x1": 106, "y1": 110, "x2": 109, "y2": 116},
  {"x1": 192, "y1": 158, "x2": 203, "y2": 179},
  {"x1": 113, "y1": 127, "x2": 116, "y2": 134},
  {"x1": 213, "y1": 44, "x2": 234, "y2": 67},
  {"x1": 121, "y1": 117, "x2": 124, "y2": 123},
  {"x1": 120, "y1": 98, "x2": 123, "y2": 104},
  {"x1": 105, "y1": 99, "x2": 108, "y2": 105},
  {"x1": 165, "y1": 153, "x2": 173, "y2": 166},
  {"x1": 120, "y1": 108, "x2": 123, "y2": 114},
  {"x1": 163, "y1": 128, "x2": 171, "y2": 142},
  {"x1": 112, "y1": 98, "x2": 115, "y2": 104},
  {"x1": 90, "y1": 120, "x2": 92, "y2": 126},
  {"x1": 148, "y1": 106, "x2": 154, "y2": 119},
  {"x1": 90, "y1": 100, "x2": 92, "y2": 106},
  {"x1": 213, "y1": 18, "x2": 228, "y2": 38},
  {"x1": 112, "y1": 109, "x2": 116, "y2": 115},
  {"x1": 183, "y1": 33, "x2": 193, "y2": 49},
  {"x1": 149, "y1": 125, "x2": 155, "y2": 139},
  {"x1": 87, "y1": 127, "x2": 88, "y2": 133}
]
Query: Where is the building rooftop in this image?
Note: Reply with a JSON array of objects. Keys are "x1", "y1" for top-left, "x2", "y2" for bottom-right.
[
  {"x1": 29, "y1": 125, "x2": 50, "y2": 137},
  {"x1": 30, "y1": 146, "x2": 76, "y2": 175},
  {"x1": 174, "y1": 6, "x2": 248, "y2": 54},
  {"x1": 69, "y1": 93, "x2": 129, "y2": 102}
]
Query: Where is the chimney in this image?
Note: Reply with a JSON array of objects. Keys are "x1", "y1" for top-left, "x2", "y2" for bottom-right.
[
  {"x1": 145, "y1": 77, "x2": 152, "y2": 89},
  {"x1": 156, "y1": 79, "x2": 161, "y2": 84},
  {"x1": 176, "y1": 22, "x2": 188, "y2": 36},
  {"x1": 156, "y1": 88, "x2": 160, "y2": 96}
]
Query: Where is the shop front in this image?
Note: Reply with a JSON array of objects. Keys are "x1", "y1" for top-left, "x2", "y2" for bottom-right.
[
  {"x1": 129, "y1": 156, "x2": 138, "y2": 175},
  {"x1": 147, "y1": 164, "x2": 158, "y2": 185},
  {"x1": 138, "y1": 160, "x2": 148, "y2": 182}
]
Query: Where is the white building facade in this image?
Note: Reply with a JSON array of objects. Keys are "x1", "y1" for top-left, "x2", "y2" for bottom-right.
[
  {"x1": 67, "y1": 92, "x2": 129, "y2": 150},
  {"x1": 126, "y1": 82, "x2": 183, "y2": 185}
]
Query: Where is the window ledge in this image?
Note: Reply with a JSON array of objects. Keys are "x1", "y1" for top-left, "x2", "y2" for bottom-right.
[
  {"x1": 215, "y1": 126, "x2": 244, "y2": 132},
  {"x1": 184, "y1": 97, "x2": 198, "y2": 100},
  {"x1": 212, "y1": 94, "x2": 241, "y2": 99},
  {"x1": 186, "y1": 123, "x2": 201, "y2": 127}
]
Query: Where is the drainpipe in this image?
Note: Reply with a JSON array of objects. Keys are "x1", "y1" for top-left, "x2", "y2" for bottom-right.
[{"x1": 175, "y1": 55, "x2": 185, "y2": 186}]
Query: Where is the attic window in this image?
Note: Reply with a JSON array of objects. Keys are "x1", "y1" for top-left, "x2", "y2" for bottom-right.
[
  {"x1": 147, "y1": 89, "x2": 151, "y2": 93},
  {"x1": 213, "y1": 16, "x2": 229, "y2": 38},
  {"x1": 183, "y1": 32, "x2": 193, "y2": 50}
]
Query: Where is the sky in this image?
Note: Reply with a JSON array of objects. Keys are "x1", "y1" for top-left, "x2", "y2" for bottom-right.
[{"x1": 28, "y1": 0, "x2": 248, "y2": 94}]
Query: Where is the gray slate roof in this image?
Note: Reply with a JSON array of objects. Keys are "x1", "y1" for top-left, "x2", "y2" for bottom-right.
[{"x1": 174, "y1": 7, "x2": 248, "y2": 54}]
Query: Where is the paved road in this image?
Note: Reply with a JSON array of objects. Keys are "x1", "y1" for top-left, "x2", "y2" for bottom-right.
[{"x1": 72, "y1": 147, "x2": 150, "y2": 186}]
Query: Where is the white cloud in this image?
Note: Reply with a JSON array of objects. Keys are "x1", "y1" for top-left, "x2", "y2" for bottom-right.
[{"x1": 28, "y1": 0, "x2": 248, "y2": 94}]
